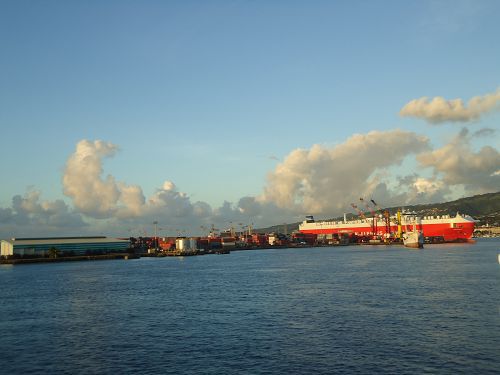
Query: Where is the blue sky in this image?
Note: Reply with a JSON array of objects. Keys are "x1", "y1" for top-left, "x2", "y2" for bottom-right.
[{"x1": 0, "y1": 1, "x2": 499, "y2": 237}]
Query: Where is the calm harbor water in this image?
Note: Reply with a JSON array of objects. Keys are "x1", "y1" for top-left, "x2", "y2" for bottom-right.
[{"x1": 1, "y1": 239, "x2": 499, "y2": 374}]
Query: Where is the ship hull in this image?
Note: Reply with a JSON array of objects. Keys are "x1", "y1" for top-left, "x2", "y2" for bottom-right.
[{"x1": 403, "y1": 231, "x2": 424, "y2": 248}]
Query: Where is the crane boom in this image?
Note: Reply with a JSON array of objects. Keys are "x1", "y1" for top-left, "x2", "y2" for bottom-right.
[
  {"x1": 360, "y1": 198, "x2": 377, "y2": 235},
  {"x1": 359, "y1": 198, "x2": 374, "y2": 215},
  {"x1": 351, "y1": 203, "x2": 367, "y2": 220}
]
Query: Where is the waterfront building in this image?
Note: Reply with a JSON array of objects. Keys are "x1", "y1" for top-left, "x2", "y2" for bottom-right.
[{"x1": 0, "y1": 236, "x2": 130, "y2": 257}]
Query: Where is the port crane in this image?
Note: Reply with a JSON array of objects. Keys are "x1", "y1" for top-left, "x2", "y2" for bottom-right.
[
  {"x1": 350, "y1": 203, "x2": 367, "y2": 221},
  {"x1": 369, "y1": 199, "x2": 404, "y2": 240},
  {"x1": 370, "y1": 199, "x2": 393, "y2": 239},
  {"x1": 360, "y1": 198, "x2": 377, "y2": 235},
  {"x1": 209, "y1": 224, "x2": 219, "y2": 238}
]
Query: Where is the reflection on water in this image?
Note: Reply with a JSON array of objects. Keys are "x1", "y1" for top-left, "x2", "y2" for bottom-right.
[{"x1": 0, "y1": 239, "x2": 499, "y2": 374}]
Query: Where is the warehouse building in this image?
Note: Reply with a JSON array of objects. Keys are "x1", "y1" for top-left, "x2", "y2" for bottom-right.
[{"x1": 0, "y1": 236, "x2": 130, "y2": 257}]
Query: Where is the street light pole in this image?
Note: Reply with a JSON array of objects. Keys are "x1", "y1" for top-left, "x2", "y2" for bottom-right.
[{"x1": 153, "y1": 221, "x2": 158, "y2": 250}]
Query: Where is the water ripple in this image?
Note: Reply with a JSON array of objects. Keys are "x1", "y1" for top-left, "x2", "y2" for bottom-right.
[{"x1": 1, "y1": 240, "x2": 499, "y2": 374}]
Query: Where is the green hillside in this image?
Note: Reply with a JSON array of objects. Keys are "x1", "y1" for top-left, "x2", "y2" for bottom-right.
[
  {"x1": 255, "y1": 191, "x2": 500, "y2": 233},
  {"x1": 377, "y1": 191, "x2": 500, "y2": 226}
]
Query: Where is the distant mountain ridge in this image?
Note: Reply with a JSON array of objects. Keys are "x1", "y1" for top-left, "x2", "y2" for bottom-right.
[{"x1": 255, "y1": 191, "x2": 500, "y2": 233}]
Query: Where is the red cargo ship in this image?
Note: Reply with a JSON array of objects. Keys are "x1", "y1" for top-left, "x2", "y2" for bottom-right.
[{"x1": 299, "y1": 212, "x2": 476, "y2": 242}]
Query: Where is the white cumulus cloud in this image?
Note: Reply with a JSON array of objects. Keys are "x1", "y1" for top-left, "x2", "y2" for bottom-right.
[
  {"x1": 61, "y1": 140, "x2": 217, "y2": 232},
  {"x1": 63, "y1": 140, "x2": 122, "y2": 217},
  {"x1": 258, "y1": 129, "x2": 431, "y2": 215},
  {"x1": 417, "y1": 128, "x2": 500, "y2": 193},
  {"x1": 400, "y1": 88, "x2": 500, "y2": 124},
  {"x1": 0, "y1": 189, "x2": 86, "y2": 237}
]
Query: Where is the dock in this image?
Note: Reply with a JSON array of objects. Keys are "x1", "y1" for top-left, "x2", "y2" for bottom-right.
[{"x1": 0, "y1": 253, "x2": 140, "y2": 265}]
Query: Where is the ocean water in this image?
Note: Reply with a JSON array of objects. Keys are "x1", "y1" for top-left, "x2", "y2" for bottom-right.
[{"x1": 1, "y1": 239, "x2": 499, "y2": 374}]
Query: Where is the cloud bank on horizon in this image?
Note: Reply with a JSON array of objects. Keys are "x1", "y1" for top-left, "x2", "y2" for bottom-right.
[
  {"x1": 0, "y1": 124, "x2": 498, "y2": 238},
  {"x1": 400, "y1": 88, "x2": 500, "y2": 124}
]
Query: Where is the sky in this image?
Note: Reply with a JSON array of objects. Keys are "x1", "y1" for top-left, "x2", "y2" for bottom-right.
[{"x1": 0, "y1": 0, "x2": 499, "y2": 238}]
